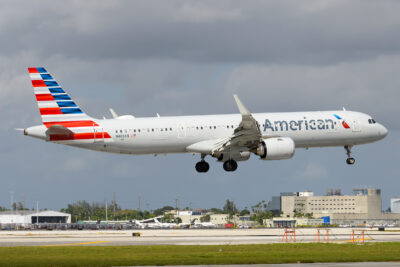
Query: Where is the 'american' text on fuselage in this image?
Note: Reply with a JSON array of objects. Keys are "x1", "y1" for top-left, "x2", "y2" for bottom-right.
[{"x1": 264, "y1": 118, "x2": 336, "y2": 132}]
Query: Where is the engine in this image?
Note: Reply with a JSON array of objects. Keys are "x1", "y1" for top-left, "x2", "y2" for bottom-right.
[
  {"x1": 255, "y1": 137, "x2": 295, "y2": 160},
  {"x1": 215, "y1": 151, "x2": 251, "y2": 162}
]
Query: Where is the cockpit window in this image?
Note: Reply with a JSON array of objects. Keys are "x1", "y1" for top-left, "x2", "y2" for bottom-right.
[{"x1": 368, "y1": 119, "x2": 377, "y2": 124}]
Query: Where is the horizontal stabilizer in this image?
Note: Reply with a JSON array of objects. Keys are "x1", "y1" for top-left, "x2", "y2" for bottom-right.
[{"x1": 45, "y1": 125, "x2": 74, "y2": 137}]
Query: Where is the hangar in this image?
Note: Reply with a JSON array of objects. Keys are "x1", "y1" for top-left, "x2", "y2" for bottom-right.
[{"x1": 0, "y1": 210, "x2": 71, "y2": 226}]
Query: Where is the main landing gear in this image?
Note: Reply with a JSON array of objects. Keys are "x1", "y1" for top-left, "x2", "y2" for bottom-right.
[
  {"x1": 223, "y1": 159, "x2": 238, "y2": 172},
  {"x1": 195, "y1": 154, "x2": 239, "y2": 172},
  {"x1": 195, "y1": 154, "x2": 210, "y2": 173},
  {"x1": 344, "y1": 145, "x2": 355, "y2": 165}
]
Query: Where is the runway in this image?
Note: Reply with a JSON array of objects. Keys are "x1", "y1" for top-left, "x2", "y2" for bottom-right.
[{"x1": 0, "y1": 228, "x2": 400, "y2": 246}]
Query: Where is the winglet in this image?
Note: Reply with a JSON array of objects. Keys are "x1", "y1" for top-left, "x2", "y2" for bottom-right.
[
  {"x1": 109, "y1": 108, "x2": 118, "y2": 118},
  {"x1": 233, "y1": 94, "x2": 250, "y2": 116}
]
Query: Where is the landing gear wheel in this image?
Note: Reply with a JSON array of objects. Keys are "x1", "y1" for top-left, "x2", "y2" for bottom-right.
[
  {"x1": 344, "y1": 146, "x2": 355, "y2": 165},
  {"x1": 223, "y1": 160, "x2": 238, "y2": 172},
  {"x1": 346, "y1": 157, "x2": 355, "y2": 165},
  {"x1": 195, "y1": 161, "x2": 210, "y2": 173}
]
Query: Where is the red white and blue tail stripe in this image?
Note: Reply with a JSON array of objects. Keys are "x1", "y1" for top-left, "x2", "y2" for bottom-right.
[
  {"x1": 28, "y1": 67, "x2": 92, "y2": 124},
  {"x1": 28, "y1": 67, "x2": 111, "y2": 141}
]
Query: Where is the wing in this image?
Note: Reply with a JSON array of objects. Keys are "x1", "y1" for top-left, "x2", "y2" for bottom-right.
[
  {"x1": 185, "y1": 95, "x2": 269, "y2": 155},
  {"x1": 212, "y1": 95, "x2": 262, "y2": 154}
]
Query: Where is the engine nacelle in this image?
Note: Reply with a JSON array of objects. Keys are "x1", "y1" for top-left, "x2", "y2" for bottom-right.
[
  {"x1": 255, "y1": 137, "x2": 295, "y2": 160},
  {"x1": 215, "y1": 151, "x2": 251, "y2": 162}
]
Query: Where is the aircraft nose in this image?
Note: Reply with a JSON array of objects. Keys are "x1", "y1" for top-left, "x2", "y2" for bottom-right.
[{"x1": 378, "y1": 124, "x2": 388, "y2": 138}]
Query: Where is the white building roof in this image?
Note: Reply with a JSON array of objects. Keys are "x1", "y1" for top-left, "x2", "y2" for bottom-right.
[{"x1": 0, "y1": 210, "x2": 70, "y2": 216}]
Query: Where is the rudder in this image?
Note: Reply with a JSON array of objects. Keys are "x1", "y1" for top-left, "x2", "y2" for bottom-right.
[{"x1": 28, "y1": 67, "x2": 94, "y2": 128}]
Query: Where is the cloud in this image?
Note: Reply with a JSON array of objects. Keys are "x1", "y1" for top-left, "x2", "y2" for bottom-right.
[
  {"x1": 174, "y1": 2, "x2": 244, "y2": 23},
  {"x1": 64, "y1": 158, "x2": 88, "y2": 172},
  {"x1": 1, "y1": 1, "x2": 400, "y2": 64},
  {"x1": 224, "y1": 55, "x2": 400, "y2": 129},
  {"x1": 296, "y1": 161, "x2": 329, "y2": 181},
  {"x1": 0, "y1": 0, "x2": 399, "y2": 210}
]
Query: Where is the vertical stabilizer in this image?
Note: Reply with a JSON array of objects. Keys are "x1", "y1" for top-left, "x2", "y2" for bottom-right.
[{"x1": 28, "y1": 67, "x2": 94, "y2": 127}]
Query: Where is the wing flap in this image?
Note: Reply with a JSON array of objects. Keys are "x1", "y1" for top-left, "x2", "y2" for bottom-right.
[{"x1": 186, "y1": 138, "x2": 228, "y2": 154}]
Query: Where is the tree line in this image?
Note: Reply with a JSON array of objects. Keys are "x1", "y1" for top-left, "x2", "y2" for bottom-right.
[{"x1": 59, "y1": 199, "x2": 277, "y2": 224}]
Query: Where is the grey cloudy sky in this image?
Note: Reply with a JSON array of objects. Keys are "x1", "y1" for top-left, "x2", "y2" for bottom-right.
[{"x1": 1, "y1": 0, "x2": 399, "y2": 211}]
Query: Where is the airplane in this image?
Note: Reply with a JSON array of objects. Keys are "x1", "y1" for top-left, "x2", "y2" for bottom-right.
[
  {"x1": 23, "y1": 67, "x2": 388, "y2": 172},
  {"x1": 191, "y1": 219, "x2": 217, "y2": 228},
  {"x1": 133, "y1": 216, "x2": 177, "y2": 229}
]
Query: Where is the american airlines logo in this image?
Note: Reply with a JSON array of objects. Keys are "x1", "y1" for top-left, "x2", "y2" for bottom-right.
[
  {"x1": 333, "y1": 114, "x2": 351, "y2": 129},
  {"x1": 263, "y1": 115, "x2": 350, "y2": 132}
]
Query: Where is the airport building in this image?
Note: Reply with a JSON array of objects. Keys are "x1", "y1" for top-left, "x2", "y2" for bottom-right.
[
  {"x1": 263, "y1": 218, "x2": 324, "y2": 228},
  {"x1": 0, "y1": 210, "x2": 71, "y2": 226},
  {"x1": 268, "y1": 188, "x2": 400, "y2": 226},
  {"x1": 281, "y1": 188, "x2": 382, "y2": 218},
  {"x1": 174, "y1": 210, "x2": 203, "y2": 225},
  {"x1": 391, "y1": 197, "x2": 400, "y2": 213}
]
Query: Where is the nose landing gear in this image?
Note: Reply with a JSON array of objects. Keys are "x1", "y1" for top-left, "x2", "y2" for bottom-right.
[{"x1": 344, "y1": 145, "x2": 355, "y2": 165}]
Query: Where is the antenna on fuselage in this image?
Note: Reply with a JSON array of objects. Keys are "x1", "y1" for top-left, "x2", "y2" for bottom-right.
[
  {"x1": 342, "y1": 107, "x2": 346, "y2": 111},
  {"x1": 156, "y1": 113, "x2": 160, "y2": 118}
]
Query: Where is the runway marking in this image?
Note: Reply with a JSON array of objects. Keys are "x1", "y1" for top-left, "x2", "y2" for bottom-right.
[{"x1": 40, "y1": 241, "x2": 111, "y2": 247}]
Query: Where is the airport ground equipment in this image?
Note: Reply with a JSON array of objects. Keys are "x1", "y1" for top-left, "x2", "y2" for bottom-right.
[{"x1": 281, "y1": 227, "x2": 296, "y2": 242}]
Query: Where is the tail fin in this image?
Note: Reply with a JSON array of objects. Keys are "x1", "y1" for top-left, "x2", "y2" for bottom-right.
[{"x1": 28, "y1": 67, "x2": 94, "y2": 128}]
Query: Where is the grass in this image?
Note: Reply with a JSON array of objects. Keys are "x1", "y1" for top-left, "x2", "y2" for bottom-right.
[{"x1": 1, "y1": 243, "x2": 400, "y2": 266}]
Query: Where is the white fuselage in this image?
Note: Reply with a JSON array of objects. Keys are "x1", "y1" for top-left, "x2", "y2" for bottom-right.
[
  {"x1": 39, "y1": 110, "x2": 386, "y2": 155},
  {"x1": 24, "y1": 67, "x2": 388, "y2": 171}
]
